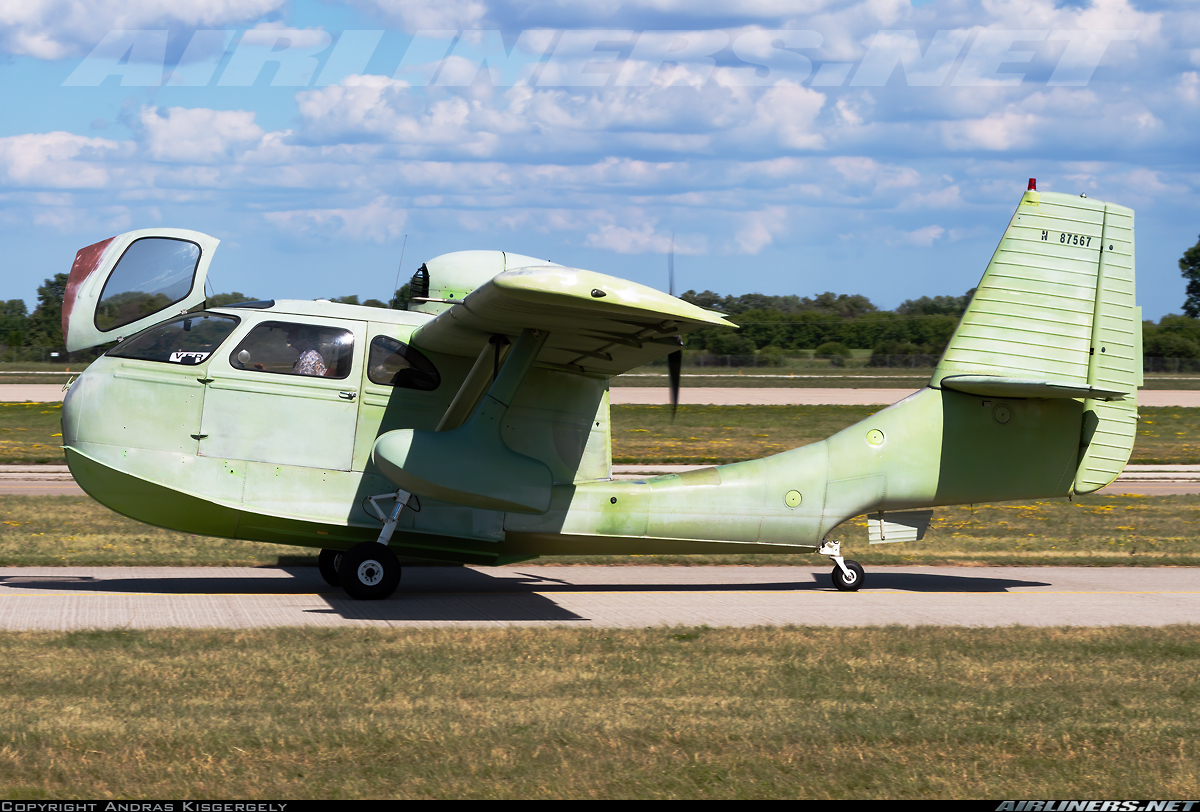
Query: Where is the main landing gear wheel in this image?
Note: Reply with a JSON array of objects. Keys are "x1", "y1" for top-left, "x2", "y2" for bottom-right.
[
  {"x1": 318, "y1": 548, "x2": 342, "y2": 588},
  {"x1": 340, "y1": 542, "x2": 402, "y2": 600},
  {"x1": 831, "y1": 560, "x2": 865, "y2": 592}
]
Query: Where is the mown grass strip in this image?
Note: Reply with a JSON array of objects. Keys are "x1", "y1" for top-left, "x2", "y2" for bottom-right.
[
  {"x1": 0, "y1": 626, "x2": 1197, "y2": 800},
  {"x1": 0, "y1": 402, "x2": 65, "y2": 464}
]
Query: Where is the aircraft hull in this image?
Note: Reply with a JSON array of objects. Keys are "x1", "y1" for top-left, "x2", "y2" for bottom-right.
[{"x1": 65, "y1": 385, "x2": 1087, "y2": 564}]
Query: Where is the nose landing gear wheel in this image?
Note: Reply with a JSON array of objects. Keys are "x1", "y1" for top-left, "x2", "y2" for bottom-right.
[
  {"x1": 340, "y1": 542, "x2": 402, "y2": 600},
  {"x1": 831, "y1": 560, "x2": 865, "y2": 592},
  {"x1": 318, "y1": 548, "x2": 342, "y2": 588}
]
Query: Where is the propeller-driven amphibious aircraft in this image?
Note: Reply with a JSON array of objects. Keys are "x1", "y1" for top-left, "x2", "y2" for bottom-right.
[{"x1": 59, "y1": 183, "x2": 1140, "y2": 599}]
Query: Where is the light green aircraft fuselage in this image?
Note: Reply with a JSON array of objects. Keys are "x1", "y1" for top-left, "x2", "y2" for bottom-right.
[{"x1": 59, "y1": 188, "x2": 1140, "y2": 595}]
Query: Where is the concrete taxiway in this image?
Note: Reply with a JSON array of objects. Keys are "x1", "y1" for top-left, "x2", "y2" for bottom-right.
[{"x1": 1, "y1": 565, "x2": 1197, "y2": 630}]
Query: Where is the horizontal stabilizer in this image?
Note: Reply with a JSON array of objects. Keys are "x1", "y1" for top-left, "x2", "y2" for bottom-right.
[{"x1": 940, "y1": 375, "x2": 1127, "y2": 401}]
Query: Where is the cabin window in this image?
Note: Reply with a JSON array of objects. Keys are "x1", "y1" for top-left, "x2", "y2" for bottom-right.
[
  {"x1": 368, "y1": 336, "x2": 440, "y2": 390},
  {"x1": 229, "y1": 321, "x2": 354, "y2": 380},
  {"x1": 107, "y1": 312, "x2": 240, "y2": 365},
  {"x1": 95, "y1": 237, "x2": 202, "y2": 332}
]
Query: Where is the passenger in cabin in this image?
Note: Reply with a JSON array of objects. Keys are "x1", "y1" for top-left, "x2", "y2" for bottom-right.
[{"x1": 287, "y1": 326, "x2": 327, "y2": 376}]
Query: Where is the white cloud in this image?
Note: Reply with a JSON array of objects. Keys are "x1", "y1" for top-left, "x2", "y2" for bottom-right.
[
  {"x1": 350, "y1": 0, "x2": 842, "y2": 33},
  {"x1": 31, "y1": 204, "x2": 131, "y2": 233},
  {"x1": 584, "y1": 220, "x2": 705, "y2": 255},
  {"x1": 829, "y1": 156, "x2": 919, "y2": 191},
  {"x1": 734, "y1": 206, "x2": 788, "y2": 254},
  {"x1": 941, "y1": 109, "x2": 1042, "y2": 151},
  {"x1": 263, "y1": 196, "x2": 409, "y2": 242},
  {"x1": 977, "y1": 0, "x2": 1155, "y2": 37},
  {"x1": 348, "y1": 0, "x2": 488, "y2": 32},
  {"x1": 0, "y1": 131, "x2": 126, "y2": 188},
  {"x1": 1180, "y1": 72, "x2": 1200, "y2": 104},
  {"x1": 0, "y1": 0, "x2": 285, "y2": 58},
  {"x1": 904, "y1": 185, "x2": 962, "y2": 209},
  {"x1": 751, "y1": 84, "x2": 828, "y2": 149},
  {"x1": 140, "y1": 107, "x2": 265, "y2": 163},
  {"x1": 888, "y1": 224, "x2": 944, "y2": 247},
  {"x1": 295, "y1": 75, "x2": 832, "y2": 161}
]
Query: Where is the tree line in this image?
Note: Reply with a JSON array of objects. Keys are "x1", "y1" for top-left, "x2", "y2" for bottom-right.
[
  {"x1": 6, "y1": 259, "x2": 1200, "y2": 363},
  {"x1": 678, "y1": 289, "x2": 976, "y2": 359},
  {"x1": 0, "y1": 274, "x2": 403, "y2": 351}
]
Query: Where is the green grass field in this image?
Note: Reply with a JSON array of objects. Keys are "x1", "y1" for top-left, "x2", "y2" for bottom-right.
[
  {"x1": 0, "y1": 402, "x2": 64, "y2": 463},
  {"x1": 7, "y1": 401, "x2": 1200, "y2": 465},
  {"x1": 0, "y1": 626, "x2": 1196, "y2": 800}
]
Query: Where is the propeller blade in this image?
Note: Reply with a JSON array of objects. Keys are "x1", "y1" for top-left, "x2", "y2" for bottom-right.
[
  {"x1": 668, "y1": 348, "x2": 681, "y2": 421},
  {"x1": 667, "y1": 235, "x2": 680, "y2": 420},
  {"x1": 668, "y1": 232, "x2": 675, "y2": 297}
]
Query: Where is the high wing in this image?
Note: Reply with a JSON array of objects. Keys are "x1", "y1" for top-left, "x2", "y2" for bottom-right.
[{"x1": 408, "y1": 264, "x2": 734, "y2": 372}]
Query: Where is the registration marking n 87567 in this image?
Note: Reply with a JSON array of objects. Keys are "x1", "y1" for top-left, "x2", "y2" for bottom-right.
[{"x1": 1040, "y1": 230, "x2": 1095, "y2": 248}]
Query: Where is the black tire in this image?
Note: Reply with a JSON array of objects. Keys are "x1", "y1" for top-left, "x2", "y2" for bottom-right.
[
  {"x1": 340, "y1": 542, "x2": 402, "y2": 600},
  {"x1": 831, "y1": 560, "x2": 865, "y2": 592},
  {"x1": 318, "y1": 548, "x2": 342, "y2": 588}
]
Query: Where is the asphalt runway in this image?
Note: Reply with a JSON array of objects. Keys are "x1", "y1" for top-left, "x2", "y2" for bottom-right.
[{"x1": 1, "y1": 565, "x2": 1197, "y2": 629}]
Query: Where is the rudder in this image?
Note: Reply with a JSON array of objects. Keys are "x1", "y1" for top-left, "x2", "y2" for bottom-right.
[{"x1": 1075, "y1": 202, "x2": 1139, "y2": 493}]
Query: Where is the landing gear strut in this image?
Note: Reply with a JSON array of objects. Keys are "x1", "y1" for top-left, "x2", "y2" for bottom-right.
[
  {"x1": 332, "y1": 488, "x2": 413, "y2": 600},
  {"x1": 818, "y1": 538, "x2": 866, "y2": 592}
]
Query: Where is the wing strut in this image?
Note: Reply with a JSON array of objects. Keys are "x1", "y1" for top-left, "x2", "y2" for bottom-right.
[
  {"x1": 373, "y1": 328, "x2": 555, "y2": 514},
  {"x1": 436, "y1": 334, "x2": 511, "y2": 432}
]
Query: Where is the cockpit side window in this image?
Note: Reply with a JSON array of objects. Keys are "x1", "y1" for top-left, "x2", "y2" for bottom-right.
[
  {"x1": 229, "y1": 321, "x2": 354, "y2": 380},
  {"x1": 368, "y1": 336, "x2": 440, "y2": 391},
  {"x1": 107, "y1": 312, "x2": 240, "y2": 365}
]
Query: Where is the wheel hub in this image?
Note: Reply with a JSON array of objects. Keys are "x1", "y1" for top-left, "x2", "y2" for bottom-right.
[{"x1": 357, "y1": 560, "x2": 383, "y2": 586}]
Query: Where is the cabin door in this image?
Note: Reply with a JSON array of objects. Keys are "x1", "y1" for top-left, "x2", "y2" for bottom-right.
[{"x1": 196, "y1": 317, "x2": 365, "y2": 471}]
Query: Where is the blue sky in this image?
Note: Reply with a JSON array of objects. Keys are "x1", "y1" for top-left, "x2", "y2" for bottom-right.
[{"x1": 1, "y1": 0, "x2": 1198, "y2": 320}]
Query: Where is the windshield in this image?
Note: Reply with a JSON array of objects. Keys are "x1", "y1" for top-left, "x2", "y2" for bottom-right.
[{"x1": 107, "y1": 312, "x2": 240, "y2": 365}]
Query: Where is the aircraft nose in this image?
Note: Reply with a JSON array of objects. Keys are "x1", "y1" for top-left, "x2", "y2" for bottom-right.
[{"x1": 60, "y1": 371, "x2": 95, "y2": 448}]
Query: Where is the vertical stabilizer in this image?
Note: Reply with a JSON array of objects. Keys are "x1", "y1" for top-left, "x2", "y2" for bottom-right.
[
  {"x1": 930, "y1": 188, "x2": 1138, "y2": 494},
  {"x1": 932, "y1": 189, "x2": 1108, "y2": 387}
]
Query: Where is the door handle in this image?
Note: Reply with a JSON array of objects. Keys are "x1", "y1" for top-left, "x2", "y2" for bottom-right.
[{"x1": 339, "y1": 391, "x2": 357, "y2": 401}]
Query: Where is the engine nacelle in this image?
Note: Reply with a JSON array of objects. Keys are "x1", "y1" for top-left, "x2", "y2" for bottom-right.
[{"x1": 407, "y1": 250, "x2": 556, "y2": 315}]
